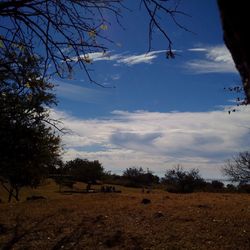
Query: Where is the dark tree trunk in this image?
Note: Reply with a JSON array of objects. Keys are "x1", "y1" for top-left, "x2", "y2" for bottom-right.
[
  {"x1": 8, "y1": 188, "x2": 13, "y2": 202},
  {"x1": 217, "y1": 0, "x2": 250, "y2": 104},
  {"x1": 14, "y1": 186, "x2": 20, "y2": 201}
]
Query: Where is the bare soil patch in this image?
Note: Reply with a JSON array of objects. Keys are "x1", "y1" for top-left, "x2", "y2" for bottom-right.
[{"x1": 0, "y1": 182, "x2": 250, "y2": 249}]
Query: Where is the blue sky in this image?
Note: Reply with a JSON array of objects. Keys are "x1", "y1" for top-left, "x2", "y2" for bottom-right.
[{"x1": 51, "y1": 0, "x2": 250, "y2": 179}]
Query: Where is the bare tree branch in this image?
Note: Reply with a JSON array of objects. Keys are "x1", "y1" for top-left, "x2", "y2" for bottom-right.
[
  {"x1": 0, "y1": 0, "x2": 189, "y2": 83},
  {"x1": 0, "y1": 0, "x2": 123, "y2": 82},
  {"x1": 223, "y1": 152, "x2": 250, "y2": 182},
  {"x1": 142, "y1": 0, "x2": 191, "y2": 54}
]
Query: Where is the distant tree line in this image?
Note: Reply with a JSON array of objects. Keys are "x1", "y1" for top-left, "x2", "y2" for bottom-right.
[
  {"x1": 48, "y1": 162, "x2": 160, "y2": 190},
  {"x1": 55, "y1": 159, "x2": 250, "y2": 194},
  {"x1": 1, "y1": 150, "x2": 250, "y2": 202},
  {"x1": 50, "y1": 161, "x2": 250, "y2": 194}
]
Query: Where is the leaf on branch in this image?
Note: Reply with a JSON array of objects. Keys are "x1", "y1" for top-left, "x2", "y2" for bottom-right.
[
  {"x1": 25, "y1": 82, "x2": 31, "y2": 88},
  {"x1": 27, "y1": 94, "x2": 33, "y2": 101},
  {"x1": 82, "y1": 55, "x2": 92, "y2": 64},
  {"x1": 100, "y1": 24, "x2": 108, "y2": 30},
  {"x1": 18, "y1": 44, "x2": 25, "y2": 51},
  {"x1": 88, "y1": 30, "x2": 97, "y2": 38}
]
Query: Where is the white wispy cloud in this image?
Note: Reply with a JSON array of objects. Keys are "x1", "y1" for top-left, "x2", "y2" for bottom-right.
[
  {"x1": 68, "y1": 50, "x2": 166, "y2": 66},
  {"x1": 110, "y1": 74, "x2": 120, "y2": 81},
  {"x1": 188, "y1": 48, "x2": 208, "y2": 52},
  {"x1": 54, "y1": 80, "x2": 112, "y2": 104},
  {"x1": 117, "y1": 50, "x2": 165, "y2": 65},
  {"x1": 51, "y1": 106, "x2": 250, "y2": 178},
  {"x1": 185, "y1": 45, "x2": 238, "y2": 74},
  {"x1": 117, "y1": 53, "x2": 157, "y2": 65},
  {"x1": 69, "y1": 51, "x2": 122, "y2": 63}
]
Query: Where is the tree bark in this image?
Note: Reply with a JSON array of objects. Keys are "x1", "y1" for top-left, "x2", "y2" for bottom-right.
[{"x1": 217, "y1": 0, "x2": 250, "y2": 104}]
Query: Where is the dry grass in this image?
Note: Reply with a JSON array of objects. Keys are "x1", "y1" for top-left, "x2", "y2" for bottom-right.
[{"x1": 1, "y1": 180, "x2": 250, "y2": 249}]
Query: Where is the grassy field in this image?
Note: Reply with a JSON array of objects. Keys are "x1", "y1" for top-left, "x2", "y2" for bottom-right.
[{"x1": 0, "y1": 180, "x2": 250, "y2": 249}]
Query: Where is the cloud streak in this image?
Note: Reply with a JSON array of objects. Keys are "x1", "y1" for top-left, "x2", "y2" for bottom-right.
[
  {"x1": 54, "y1": 80, "x2": 112, "y2": 104},
  {"x1": 67, "y1": 45, "x2": 236, "y2": 72},
  {"x1": 69, "y1": 50, "x2": 166, "y2": 66},
  {"x1": 185, "y1": 45, "x2": 238, "y2": 74},
  {"x1": 51, "y1": 106, "x2": 250, "y2": 178},
  {"x1": 117, "y1": 50, "x2": 165, "y2": 65}
]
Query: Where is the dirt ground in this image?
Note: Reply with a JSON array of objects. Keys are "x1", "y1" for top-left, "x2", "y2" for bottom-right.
[{"x1": 0, "y1": 181, "x2": 250, "y2": 249}]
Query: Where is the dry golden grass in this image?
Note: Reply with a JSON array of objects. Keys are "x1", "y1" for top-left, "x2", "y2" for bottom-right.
[{"x1": 1, "y1": 180, "x2": 250, "y2": 249}]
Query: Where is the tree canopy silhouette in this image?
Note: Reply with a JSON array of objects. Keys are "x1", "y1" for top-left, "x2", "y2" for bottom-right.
[
  {"x1": 64, "y1": 158, "x2": 104, "y2": 183},
  {"x1": 0, "y1": 48, "x2": 61, "y2": 202}
]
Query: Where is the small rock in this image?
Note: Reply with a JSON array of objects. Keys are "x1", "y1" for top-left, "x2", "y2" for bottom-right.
[
  {"x1": 105, "y1": 230, "x2": 123, "y2": 247},
  {"x1": 141, "y1": 198, "x2": 151, "y2": 204},
  {"x1": 154, "y1": 211, "x2": 164, "y2": 218},
  {"x1": 197, "y1": 204, "x2": 211, "y2": 209},
  {"x1": 0, "y1": 224, "x2": 7, "y2": 235},
  {"x1": 26, "y1": 195, "x2": 46, "y2": 201}
]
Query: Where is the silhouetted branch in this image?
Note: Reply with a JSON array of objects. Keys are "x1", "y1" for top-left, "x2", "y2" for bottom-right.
[
  {"x1": 142, "y1": 0, "x2": 191, "y2": 53},
  {"x1": 0, "y1": 0, "x2": 123, "y2": 81},
  {"x1": 223, "y1": 152, "x2": 250, "y2": 182},
  {"x1": 0, "y1": 0, "x2": 189, "y2": 82}
]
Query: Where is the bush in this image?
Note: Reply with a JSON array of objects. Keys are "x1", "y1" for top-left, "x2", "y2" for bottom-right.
[
  {"x1": 211, "y1": 180, "x2": 224, "y2": 190},
  {"x1": 122, "y1": 167, "x2": 159, "y2": 188},
  {"x1": 163, "y1": 166, "x2": 205, "y2": 193},
  {"x1": 64, "y1": 158, "x2": 104, "y2": 183},
  {"x1": 226, "y1": 184, "x2": 237, "y2": 192},
  {"x1": 54, "y1": 177, "x2": 76, "y2": 191},
  {"x1": 201, "y1": 180, "x2": 225, "y2": 192},
  {"x1": 237, "y1": 184, "x2": 250, "y2": 193}
]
